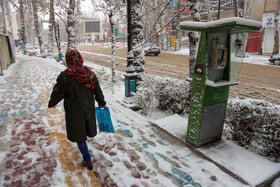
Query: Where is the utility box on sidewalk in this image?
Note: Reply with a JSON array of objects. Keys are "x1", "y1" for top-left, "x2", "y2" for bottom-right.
[
  {"x1": 179, "y1": 18, "x2": 262, "y2": 147},
  {"x1": 124, "y1": 51, "x2": 138, "y2": 97},
  {"x1": 124, "y1": 73, "x2": 138, "y2": 97}
]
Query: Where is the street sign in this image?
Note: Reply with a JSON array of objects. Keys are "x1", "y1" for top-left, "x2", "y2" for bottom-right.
[{"x1": 114, "y1": 28, "x2": 118, "y2": 36}]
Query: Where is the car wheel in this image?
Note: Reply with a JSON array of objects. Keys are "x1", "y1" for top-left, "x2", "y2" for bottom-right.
[
  {"x1": 155, "y1": 54, "x2": 158, "y2": 56},
  {"x1": 274, "y1": 60, "x2": 280, "y2": 66}
]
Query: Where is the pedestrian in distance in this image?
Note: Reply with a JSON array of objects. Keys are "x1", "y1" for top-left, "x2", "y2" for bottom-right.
[{"x1": 48, "y1": 49, "x2": 106, "y2": 170}]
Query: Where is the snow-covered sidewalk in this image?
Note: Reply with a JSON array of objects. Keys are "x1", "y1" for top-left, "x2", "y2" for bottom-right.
[{"x1": 0, "y1": 55, "x2": 279, "y2": 186}]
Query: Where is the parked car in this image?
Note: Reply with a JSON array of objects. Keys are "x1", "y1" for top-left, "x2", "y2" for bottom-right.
[
  {"x1": 25, "y1": 44, "x2": 33, "y2": 49},
  {"x1": 143, "y1": 43, "x2": 160, "y2": 56},
  {"x1": 60, "y1": 42, "x2": 68, "y2": 47},
  {"x1": 269, "y1": 54, "x2": 280, "y2": 66}
]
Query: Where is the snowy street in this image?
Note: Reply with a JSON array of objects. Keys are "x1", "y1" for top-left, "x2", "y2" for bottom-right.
[
  {"x1": 73, "y1": 43, "x2": 280, "y2": 105},
  {"x1": 0, "y1": 55, "x2": 279, "y2": 186}
]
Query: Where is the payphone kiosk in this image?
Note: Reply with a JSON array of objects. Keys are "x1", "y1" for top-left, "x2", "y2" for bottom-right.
[{"x1": 179, "y1": 18, "x2": 262, "y2": 147}]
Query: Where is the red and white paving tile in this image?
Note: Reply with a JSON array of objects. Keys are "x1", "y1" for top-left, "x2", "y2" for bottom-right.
[{"x1": 0, "y1": 55, "x2": 247, "y2": 187}]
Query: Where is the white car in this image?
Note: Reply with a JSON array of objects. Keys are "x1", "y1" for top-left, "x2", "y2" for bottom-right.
[
  {"x1": 143, "y1": 43, "x2": 160, "y2": 56},
  {"x1": 25, "y1": 44, "x2": 33, "y2": 49}
]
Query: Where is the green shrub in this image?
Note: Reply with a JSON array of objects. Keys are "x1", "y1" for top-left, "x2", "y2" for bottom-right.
[
  {"x1": 225, "y1": 98, "x2": 280, "y2": 162},
  {"x1": 134, "y1": 75, "x2": 190, "y2": 115}
]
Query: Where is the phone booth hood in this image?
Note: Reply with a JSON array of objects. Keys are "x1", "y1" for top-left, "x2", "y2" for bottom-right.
[{"x1": 179, "y1": 17, "x2": 262, "y2": 86}]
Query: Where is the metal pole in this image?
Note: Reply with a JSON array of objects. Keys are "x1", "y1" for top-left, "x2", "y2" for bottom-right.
[
  {"x1": 57, "y1": 22, "x2": 62, "y2": 61},
  {"x1": 124, "y1": 0, "x2": 137, "y2": 98},
  {"x1": 127, "y1": 0, "x2": 132, "y2": 53},
  {"x1": 218, "y1": 0, "x2": 221, "y2": 20},
  {"x1": 126, "y1": 0, "x2": 134, "y2": 73}
]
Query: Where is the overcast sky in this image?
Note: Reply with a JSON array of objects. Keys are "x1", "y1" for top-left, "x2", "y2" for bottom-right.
[{"x1": 81, "y1": 0, "x2": 94, "y2": 14}]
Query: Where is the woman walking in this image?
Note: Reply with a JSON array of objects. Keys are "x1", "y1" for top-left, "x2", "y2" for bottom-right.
[{"x1": 48, "y1": 49, "x2": 106, "y2": 170}]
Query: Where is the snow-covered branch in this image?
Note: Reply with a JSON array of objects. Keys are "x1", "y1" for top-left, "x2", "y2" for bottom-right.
[
  {"x1": 150, "y1": 0, "x2": 172, "y2": 32},
  {"x1": 140, "y1": 5, "x2": 186, "y2": 48}
]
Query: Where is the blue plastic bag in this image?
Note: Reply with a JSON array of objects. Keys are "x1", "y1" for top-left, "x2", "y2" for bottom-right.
[{"x1": 95, "y1": 106, "x2": 115, "y2": 133}]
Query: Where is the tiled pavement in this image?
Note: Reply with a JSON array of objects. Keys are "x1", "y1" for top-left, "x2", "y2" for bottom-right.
[{"x1": 0, "y1": 56, "x2": 248, "y2": 187}]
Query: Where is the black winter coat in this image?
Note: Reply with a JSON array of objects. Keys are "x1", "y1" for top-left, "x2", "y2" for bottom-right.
[{"x1": 48, "y1": 71, "x2": 106, "y2": 142}]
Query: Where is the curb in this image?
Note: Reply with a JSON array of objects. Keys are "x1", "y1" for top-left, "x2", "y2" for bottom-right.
[
  {"x1": 150, "y1": 122, "x2": 280, "y2": 187},
  {"x1": 149, "y1": 122, "x2": 250, "y2": 186}
]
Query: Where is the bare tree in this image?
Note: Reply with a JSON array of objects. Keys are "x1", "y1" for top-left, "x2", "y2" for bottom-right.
[
  {"x1": 142, "y1": 0, "x2": 185, "y2": 50},
  {"x1": 272, "y1": 0, "x2": 280, "y2": 55},
  {"x1": 108, "y1": 9, "x2": 117, "y2": 82},
  {"x1": 5, "y1": 0, "x2": 14, "y2": 34},
  {"x1": 26, "y1": 0, "x2": 34, "y2": 45},
  {"x1": 175, "y1": 0, "x2": 181, "y2": 51},
  {"x1": 165, "y1": 3, "x2": 171, "y2": 50},
  {"x1": 91, "y1": 0, "x2": 125, "y2": 82},
  {"x1": 233, "y1": 0, "x2": 239, "y2": 17},
  {"x1": 67, "y1": 0, "x2": 76, "y2": 50},
  {"x1": 145, "y1": 0, "x2": 166, "y2": 45},
  {"x1": 19, "y1": 0, "x2": 27, "y2": 54},
  {"x1": 39, "y1": 0, "x2": 77, "y2": 55},
  {"x1": 47, "y1": 0, "x2": 54, "y2": 55},
  {"x1": 32, "y1": 0, "x2": 45, "y2": 55},
  {"x1": 244, "y1": 0, "x2": 254, "y2": 19},
  {"x1": 144, "y1": 0, "x2": 157, "y2": 44},
  {"x1": 0, "y1": 0, "x2": 7, "y2": 34},
  {"x1": 50, "y1": 2, "x2": 63, "y2": 59},
  {"x1": 205, "y1": 0, "x2": 212, "y2": 20},
  {"x1": 188, "y1": 0, "x2": 201, "y2": 78},
  {"x1": 131, "y1": 0, "x2": 145, "y2": 75}
]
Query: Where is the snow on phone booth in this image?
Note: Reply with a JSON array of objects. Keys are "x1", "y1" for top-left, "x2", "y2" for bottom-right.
[{"x1": 179, "y1": 18, "x2": 262, "y2": 147}]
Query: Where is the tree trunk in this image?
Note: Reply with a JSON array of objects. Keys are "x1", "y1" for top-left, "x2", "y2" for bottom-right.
[
  {"x1": 131, "y1": 0, "x2": 145, "y2": 74},
  {"x1": 159, "y1": 0, "x2": 164, "y2": 49},
  {"x1": 32, "y1": 0, "x2": 45, "y2": 55},
  {"x1": 0, "y1": 0, "x2": 7, "y2": 34},
  {"x1": 19, "y1": 0, "x2": 26, "y2": 54},
  {"x1": 175, "y1": 0, "x2": 181, "y2": 51},
  {"x1": 188, "y1": 0, "x2": 200, "y2": 78},
  {"x1": 272, "y1": 0, "x2": 280, "y2": 55},
  {"x1": 5, "y1": 0, "x2": 14, "y2": 34},
  {"x1": 243, "y1": 0, "x2": 255, "y2": 55},
  {"x1": 67, "y1": 0, "x2": 76, "y2": 50},
  {"x1": 234, "y1": 0, "x2": 239, "y2": 17},
  {"x1": 108, "y1": 11, "x2": 116, "y2": 83},
  {"x1": 205, "y1": 0, "x2": 212, "y2": 21},
  {"x1": 166, "y1": 6, "x2": 171, "y2": 50},
  {"x1": 155, "y1": 0, "x2": 160, "y2": 46},
  {"x1": 51, "y1": 8, "x2": 61, "y2": 59},
  {"x1": 48, "y1": 0, "x2": 54, "y2": 55},
  {"x1": 244, "y1": 0, "x2": 253, "y2": 19}
]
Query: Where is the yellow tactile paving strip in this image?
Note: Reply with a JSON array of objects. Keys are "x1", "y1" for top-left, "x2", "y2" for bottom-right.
[{"x1": 41, "y1": 86, "x2": 100, "y2": 187}]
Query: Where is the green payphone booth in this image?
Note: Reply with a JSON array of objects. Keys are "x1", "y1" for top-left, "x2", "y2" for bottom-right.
[{"x1": 179, "y1": 18, "x2": 262, "y2": 147}]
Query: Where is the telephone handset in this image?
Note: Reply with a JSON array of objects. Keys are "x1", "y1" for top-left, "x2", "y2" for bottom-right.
[{"x1": 213, "y1": 45, "x2": 227, "y2": 70}]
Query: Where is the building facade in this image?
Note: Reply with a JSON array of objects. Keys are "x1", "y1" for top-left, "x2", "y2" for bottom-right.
[
  {"x1": 4, "y1": 12, "x2": 18, "y2": 40},
  {"x1": 262, "y1": 0, "x2": 279, "y2": 54}
]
